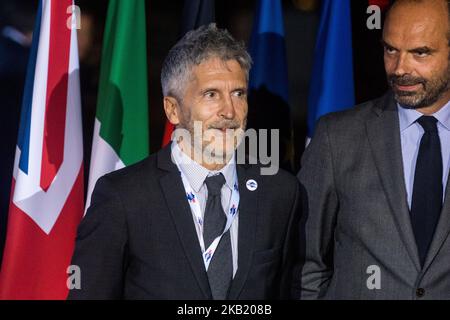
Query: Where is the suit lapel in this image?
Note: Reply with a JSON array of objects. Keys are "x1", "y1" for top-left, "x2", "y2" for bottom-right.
[
  {"x1": 157, "y1": 146, "x2": 212, "y2": 299},
  {"x1": 365, "y1": 94, "x2": 421, "y2": 271},
  {"x1": 227, "y1": 165, "x2": 258, "y2": 299},
  {"x1": 423, "y1": 171, "x2": 450, "y2": 270}
]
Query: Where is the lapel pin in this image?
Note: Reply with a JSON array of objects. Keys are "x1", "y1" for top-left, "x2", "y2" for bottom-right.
[{"x1": 246, "y1": 179, "x2": 258, "y2": 191}]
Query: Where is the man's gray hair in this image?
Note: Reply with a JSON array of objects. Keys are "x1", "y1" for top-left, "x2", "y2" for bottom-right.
[{"x1": 161, "y1": 23, "x2": 252, "y2": 99}]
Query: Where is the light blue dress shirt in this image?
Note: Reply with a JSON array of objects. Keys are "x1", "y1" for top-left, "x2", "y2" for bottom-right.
[{"x1": 398, "y1": 101, "x2": 450, "y2": 209}]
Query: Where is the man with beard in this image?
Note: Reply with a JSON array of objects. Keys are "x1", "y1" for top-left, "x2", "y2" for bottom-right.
[
  {"x1": 296, "y1": 0, "x2": 450, "y2": 299},
  {"x1": 69, "y1": 24, "x2": 301, "y2": 300}
]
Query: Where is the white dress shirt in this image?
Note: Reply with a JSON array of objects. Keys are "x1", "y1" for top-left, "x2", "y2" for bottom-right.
[{"x1": 171, "y1": 141, "x2": 239, "y2": 277}]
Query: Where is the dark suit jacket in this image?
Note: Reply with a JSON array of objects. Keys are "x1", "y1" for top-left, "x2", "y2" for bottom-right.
[
  {"x1": 296, "y1": 92, "x2": 450, "y2": 299},
  {"x1": 68, "y1": 145, "x2": 300, "y2": 299}
]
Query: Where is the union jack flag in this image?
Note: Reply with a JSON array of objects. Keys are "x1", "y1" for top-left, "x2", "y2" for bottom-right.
[{"x1": 0, "y1": 0, "x2": 84, "y2": 299}]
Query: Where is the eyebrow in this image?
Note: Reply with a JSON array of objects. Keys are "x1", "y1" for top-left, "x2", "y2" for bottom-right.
[
  {"x1": 201, "y1": 87, "x2": 218, "y2": 93},
  {"x1": 232, "y1": 87, "x2": 248, "y2": 93},
  {"x1": 380, "y1": 40, "x2": 437, "y2": 54},
  {"x1": 200, "y1": 87, "x2": 248, "y2": 94}
]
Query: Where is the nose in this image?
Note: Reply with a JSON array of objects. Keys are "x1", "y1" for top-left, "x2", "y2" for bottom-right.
[
  {"x1": 219, "y1": 94, "x2": 236, "y2": 119},
  {"x1": 393, "y1": 52, "x2": 412, "y2": 76}
]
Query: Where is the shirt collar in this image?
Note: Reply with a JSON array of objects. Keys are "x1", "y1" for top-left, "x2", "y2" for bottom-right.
[
  {"x1": 397, "y1": 100, "x2": 450, "y2": 132},
  {"x1": 434, "y1": 100, "x2": 450, "y2": 131},
  {"x1": 171, "y1": 141, "x2": 236, "y2": 192},
  {"x1": 397, "y1": 104, "x2": 423, "y2": 132}
]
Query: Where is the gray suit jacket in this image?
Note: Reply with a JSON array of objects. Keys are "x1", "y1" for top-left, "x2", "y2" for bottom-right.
[{"x1": 295, "y1": 92, "x2": 450, "y2": 299}]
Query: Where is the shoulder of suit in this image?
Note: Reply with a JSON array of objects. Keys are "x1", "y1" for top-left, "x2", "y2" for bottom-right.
[
  {"x1": 96, "y1": 150, "x2": 299, "y2": 198},
  {"x1": 319, "y1": 92, "x2": 392, "y2": 125},
  {"x1": 100, "y1": 152, "x2": 158, "y2": 185}
]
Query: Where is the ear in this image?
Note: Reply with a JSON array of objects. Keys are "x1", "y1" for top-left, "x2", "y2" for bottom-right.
[{"x1": 163, "y1": 96, "x2": 181, "y2": 125}]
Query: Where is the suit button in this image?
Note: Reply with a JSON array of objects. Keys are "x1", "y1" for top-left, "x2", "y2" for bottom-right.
[{"x1": 416, "y1": 288, "x2": 425, "y2": 298}]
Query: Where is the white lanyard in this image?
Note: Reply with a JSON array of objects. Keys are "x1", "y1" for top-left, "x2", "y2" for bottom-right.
[{"x1": 179, "y1": 170, "x2": 240, "y2": 270}]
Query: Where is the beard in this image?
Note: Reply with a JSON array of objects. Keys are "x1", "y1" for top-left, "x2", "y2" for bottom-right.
[
  {"x1": 387, "y1": 68, "x2": 450, "y2": 109},
  {"x1": 203, "y1": 119, "x2": 246, "y2": 163},
  {"x1": 178, "y1": 115, "x2": 246, "y2": 165}
]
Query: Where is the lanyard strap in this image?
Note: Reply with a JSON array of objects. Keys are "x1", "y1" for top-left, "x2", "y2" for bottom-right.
[{"x1": 180, "y1": 170, "x2": 239, "y2": 270}]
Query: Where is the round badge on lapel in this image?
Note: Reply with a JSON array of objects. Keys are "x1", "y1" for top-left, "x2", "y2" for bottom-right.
[{"x1": 246, "y1": 179, "x2": 258, "y2": 191}]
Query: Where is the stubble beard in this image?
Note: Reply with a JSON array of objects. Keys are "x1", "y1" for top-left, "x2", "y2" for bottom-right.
[{"x1": 388, "y1": 66, "x2": 450, "y2": 109}]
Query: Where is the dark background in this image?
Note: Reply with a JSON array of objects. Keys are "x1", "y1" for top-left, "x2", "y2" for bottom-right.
[
  {"x1": 0, "y1": 0, "x2": 389, "y2": 262},
  {"x1": 73, "y1": 0, "x2": 389, "y2": 171},
  {"x1": 147, "y1": 0, "x2": 388, "y2": 167},
  {"x1": 0, "y1": 0, "x2": 389, "y2": 178}
]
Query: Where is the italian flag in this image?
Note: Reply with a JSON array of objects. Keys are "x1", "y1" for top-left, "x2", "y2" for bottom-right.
[{"x1": 86, "y1": 0, "x2": 149, "y2": 209}]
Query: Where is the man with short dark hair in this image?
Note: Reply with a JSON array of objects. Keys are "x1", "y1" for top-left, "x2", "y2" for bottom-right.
[
  {"x1": 296, "y1": 0, "x2": 450, "y2": 299},
  {"x1": 69, "y1": 24, "x2": 300, "y2": 300}
]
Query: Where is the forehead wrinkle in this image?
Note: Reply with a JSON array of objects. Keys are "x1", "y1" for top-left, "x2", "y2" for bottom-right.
[
  {"x1": 193, "y1": 60, "x2": 246, "y2": 83},
  {"x1": 384, "y1": 21, "x2": 445, "y2": 51}
]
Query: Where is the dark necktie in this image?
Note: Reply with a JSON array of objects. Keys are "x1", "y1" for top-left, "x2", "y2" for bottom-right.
[
  {"x1": 411, "y1": 116, "x2": 443, "y2": 267},
  {"x1": 203, "y1": 173, "x2": 232, "y2": 300}
]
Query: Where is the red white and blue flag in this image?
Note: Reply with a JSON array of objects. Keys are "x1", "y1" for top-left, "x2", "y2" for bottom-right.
[{"x1": 0, "y1": 0, "x2": 84, "y2": 299}]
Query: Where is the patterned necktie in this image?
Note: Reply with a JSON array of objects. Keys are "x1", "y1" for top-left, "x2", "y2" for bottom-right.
[
  {"x1": 203, "y1": 173, "x2": 232, "y2": 300},
  {"x1": 411, "y1": 116, "x2": 443, "y2": 266}
]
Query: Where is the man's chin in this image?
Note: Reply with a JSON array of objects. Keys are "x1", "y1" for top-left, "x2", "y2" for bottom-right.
[{"x1": 394, "y1": 91, "x2": 424, "y2": 109}]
